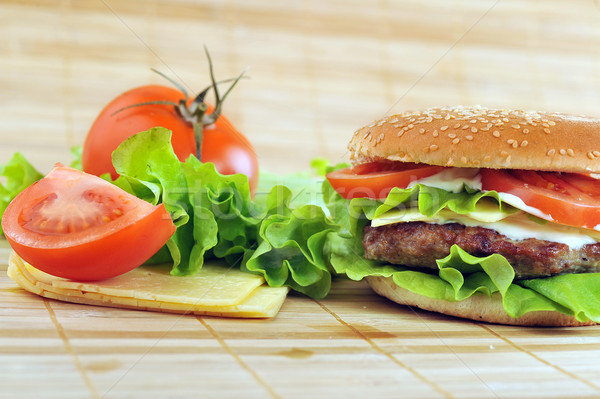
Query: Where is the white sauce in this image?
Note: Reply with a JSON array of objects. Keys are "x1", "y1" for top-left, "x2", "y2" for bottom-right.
[
  {"x1": 408, "y1": 168, "x2": 482, "y2": 192},
  {"x1": 495, "y1": 192, "x2": 553, "y2": 221}
]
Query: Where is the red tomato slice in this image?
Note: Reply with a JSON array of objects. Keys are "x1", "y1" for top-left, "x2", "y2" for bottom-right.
[
  {"x1": 2, "y1": 165, "x2": 176, "y2": 281},
  {"x1": 480, "y1": 169, "x2": 600, "y2": 229},
  {"x1": 326, "y1": 162, "x2": 446, "y2": 199}
]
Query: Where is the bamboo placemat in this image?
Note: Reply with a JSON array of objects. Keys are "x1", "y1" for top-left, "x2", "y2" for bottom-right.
[
  {"x1": 2, "y1": 238, "x2": 600, "y2": 399},
  {"x1": 3, "y1": 1, "x2": 600, "y2": 398}
]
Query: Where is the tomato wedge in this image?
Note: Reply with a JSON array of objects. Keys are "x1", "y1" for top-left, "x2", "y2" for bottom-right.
[
  {"x1": 480, "y1": 169, "x2": 600, "y2": 229},
  {"x1": 2, "y1": 165, "x2": 176, "y2": 281},
  {"x1": 326, "y1": 162, "x2": 446, "y2": 199}
]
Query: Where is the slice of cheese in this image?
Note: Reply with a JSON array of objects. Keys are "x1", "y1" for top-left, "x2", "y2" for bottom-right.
[{"x1": 7, "y1": 252, "x2": 288, "y2": 318}]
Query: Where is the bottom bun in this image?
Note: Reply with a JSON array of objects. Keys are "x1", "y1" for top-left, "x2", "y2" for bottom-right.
[{"x1": 366, "y1": 276, "x2": 596, "y2": 327}]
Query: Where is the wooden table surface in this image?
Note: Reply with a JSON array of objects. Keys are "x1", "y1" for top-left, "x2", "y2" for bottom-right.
[{"x1": 2, "y1": 1, "x2": 600, "y2": 398}]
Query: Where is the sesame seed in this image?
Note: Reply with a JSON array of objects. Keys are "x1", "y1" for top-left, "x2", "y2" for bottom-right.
[
  {"x1": 544, "y1": 128, "x2": 551, "y2": 134},
  {"x1": 521, "y1": 140, "x2": 528, "y2": 147},
  {"x1": 419, "y1": 128, "x2": 426, "y2": 134},
  {"x1": 512, "y1": 124, "x2": 521, "y2": 129},
  {"x1": 376, "y1": 120, "x2": 386, "y2": 127},
  {"x1": 452, "y1": 138, "x2": 460, "y2": 145},
  {"x1": 440, "y1": 126, "x2": 449, "y2": 131},
  {"x1": 588, "y1": 152, "x2": 594, "y2": 160},
  {"x1": 542, "y1": 123, "x2": 550, "y2": 128},
  {"x1": 433, "y1": 130, "x2": 439, "y2": 137},
  {"x1": 389, "y1": 117, "x2": 399, "y2": 123},
  {"x1": 470, "y1": 119, "x2": 477, "y2": 123},
  {"x1": 466, "y1": 135, "x2": 474, "y2": 141},
  {"x1": 501, "y1": 151, "x2": 509, "y2": 158},
  {"x1": 424, "y1": 146, "x2": 430, "y2": 154},
  {"x1": 471, "y1": 127, "x2": 478, "y2": 133},
  {"x1": 461, "y1": 156, "x2": 468, "y2": 163},
  {"x1": 567, "y1": 148, "x2": 575, "y2": 157},
  {"x1": 462, "y1": 125, "x2": 470, "y2": 130},
  {"x1": 480, "y1": 127, "x2": 490, "y2": 131},
  {"x1": 430, "y1": 144, "x2": 439, "y2": 152},
  {"x1": 493, "y1": 131, "x2": 501, "y2": 137},
  {"x1": 507, "y1": 139, "x2": 515, "y2": 145},
  {"x1": 523, "y1": 129, "x2": 529, "y2": 134},
  {"x1": 453, "y1": 123, "x2": 461, "y2": 129},
  {"x1": 560, "y1": 149, "x2": 567, "y2": 155},
  {"x1": 503, "y1": 118, "x2": 510, "y2": 122},
  {"x1": 483, "y1": 155, "x2": 491, "y2": 162},
  {"x1": 408, "y1": 124, "x2": 414, "y2": 129},
  {"x1": 473, "y1": 160, "x2": 481, "y2": 166},
  {"x1": 594, "y1": 151, "x2": 600, "y2": 157},
  {"x1": 547, "y1": 149, "x2": 556, "y2": 156},
  {"x1": 448, "y1": 133, "x2": 457, "y2": 139},
  {"x1": 548, "y1": 120, "x2": 556, "y2": 126},
  {"x1": 397, "y1": 131, "x2": 404, "y2": 137}
]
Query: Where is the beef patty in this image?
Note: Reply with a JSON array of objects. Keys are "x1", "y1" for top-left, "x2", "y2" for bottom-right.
[{"x1": 363, "y1": 222, "x2": 600, "y2": 279}]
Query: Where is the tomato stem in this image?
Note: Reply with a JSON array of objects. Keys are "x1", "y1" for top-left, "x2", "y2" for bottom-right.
[
  {"x1": 150, "y1": 68, "x2": 190, "y2": 101},
  {"x1": 193, "y1": 121, "x2": 204, "y2": 161},
  {"x1": 110, "y1": 100, "x2": 178, "y2": 117},
  {"x1": 108, "y1": 47, "x2": 248, "y2": 162}
]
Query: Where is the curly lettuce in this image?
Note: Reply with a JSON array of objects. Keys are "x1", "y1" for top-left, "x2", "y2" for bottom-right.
[{"x1": 108, "y1": 128, "x2": 338, "y2": 298}]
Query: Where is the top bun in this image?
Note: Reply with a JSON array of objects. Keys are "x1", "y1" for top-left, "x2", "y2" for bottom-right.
[{"x1": 348, "y1": 106, "x2": 600, "y2": 173}]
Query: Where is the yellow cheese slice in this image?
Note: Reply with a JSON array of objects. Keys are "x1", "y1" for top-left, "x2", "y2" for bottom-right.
[{"x1": 7, "y1": 252, "x2": 288, "y2": 318}]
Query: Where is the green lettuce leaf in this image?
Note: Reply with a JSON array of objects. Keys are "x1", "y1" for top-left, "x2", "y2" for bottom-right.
[
  {"x1": 69, "y1": 145, "x2": 83, "y2": 169},
  {"x1": 245, "y1": 199, "x2": 339, "y2": 299},
  {"x1": 108, "y1": 127, "x2": 337, "y2": 298},
  {"x1": 0, "y1": 153, "x2": 44, "y2": 235}
]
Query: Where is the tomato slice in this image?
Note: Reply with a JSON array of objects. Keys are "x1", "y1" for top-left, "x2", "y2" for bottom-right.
[
  {"x1": 2, "y1": 165, "x2": 176, "y2": 281},
  {"x1": 326, "y1": 162, "x2": 446, "y2": 199},
  {"x1": 480, "y1": 169, "x2": 600, "y2": 229}
]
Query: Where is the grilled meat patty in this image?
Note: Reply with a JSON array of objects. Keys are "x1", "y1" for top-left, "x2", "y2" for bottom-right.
[{"x1": 363, "y1": 222, "x2": 600, "y2": 279}]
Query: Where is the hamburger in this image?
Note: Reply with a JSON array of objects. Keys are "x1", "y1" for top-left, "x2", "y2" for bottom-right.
[{"x1": 325, "y1": 105, "x2": 600, "y2": 326}]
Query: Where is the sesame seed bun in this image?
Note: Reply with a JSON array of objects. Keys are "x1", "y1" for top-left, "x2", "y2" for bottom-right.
[
  {"x1": 349, "y1": 106, "x2": 600, "y2": 173},
  {"x1": 366, "y1": 276, "x2": 595, "y2": 327}
]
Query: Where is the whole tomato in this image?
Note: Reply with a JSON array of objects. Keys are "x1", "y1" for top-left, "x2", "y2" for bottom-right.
[{"x1": 81, "y1": 84, "x2": 259, "y2": 195}]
